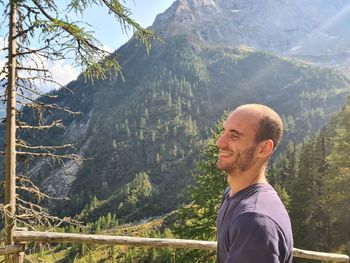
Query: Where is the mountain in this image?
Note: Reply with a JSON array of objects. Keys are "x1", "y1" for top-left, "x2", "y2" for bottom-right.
[
  {"x1": 154, "y1": 0, "x2": 350, "y2": 65},
  {"x1": 0, "y1": 106, "x2": 4, "y2": 119},
  {"x1": 14, "y1": 34, "x2": 349, "y2": 222},
  {"x1": 2, "y1": 0, "x2": 350, "y2": 223}
]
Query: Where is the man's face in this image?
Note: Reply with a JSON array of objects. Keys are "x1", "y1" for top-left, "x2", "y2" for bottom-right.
[{"x1": 216, "y1": 109, "x2": 259, "y2": 175}]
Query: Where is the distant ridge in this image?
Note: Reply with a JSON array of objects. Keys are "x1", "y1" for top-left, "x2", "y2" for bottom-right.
[{"x1": 152, "y1": 0, "x2": 350, "y2": 64}]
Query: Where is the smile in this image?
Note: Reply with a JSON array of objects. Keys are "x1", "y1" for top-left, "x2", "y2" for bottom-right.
[{"x1": 219, "y1": 151, "x2": 233, "y2": 157}]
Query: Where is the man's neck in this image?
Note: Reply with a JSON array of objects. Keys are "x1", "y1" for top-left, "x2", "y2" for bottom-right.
[{"x1": 227, "y1": 167, "x2": 267, "y2": 196}]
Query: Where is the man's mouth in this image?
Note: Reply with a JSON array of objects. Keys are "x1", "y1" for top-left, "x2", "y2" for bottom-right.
[{"x1": 218, "y1": 151, "x2": 233, "y2": 158}]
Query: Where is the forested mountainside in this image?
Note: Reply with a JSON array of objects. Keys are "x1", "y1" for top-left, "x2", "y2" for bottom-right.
[
  {"x1": 274, "y1": 98, "x2": 350, "y2": 257},
  {"x1": 1, "y1": 0, "x2": 350, "y2": 224},
  {"x1": 0, "y1": 33, "x2": 348, "y2": 223}
]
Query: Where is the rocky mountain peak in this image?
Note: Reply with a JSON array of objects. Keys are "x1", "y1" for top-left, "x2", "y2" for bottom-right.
[
  {"x1": 153, "y1": 0, "x2": 350, "y2": 61},
  {"x1": 177, "y1": 0, "x2": 217, "y2": 10}
]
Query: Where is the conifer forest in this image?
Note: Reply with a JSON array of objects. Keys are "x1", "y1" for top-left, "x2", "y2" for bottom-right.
[{"x1": 1, "y1": 0, "x2": 350, "y2": 262}]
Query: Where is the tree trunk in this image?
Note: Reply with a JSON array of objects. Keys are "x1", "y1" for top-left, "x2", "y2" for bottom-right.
[{"x1": 5, "y1": 0, "x2": 17, "y2": 261}]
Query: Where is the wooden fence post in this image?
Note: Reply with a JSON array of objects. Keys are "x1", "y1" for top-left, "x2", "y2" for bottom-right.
[{"x1": 15, "y1": 228, "x2": 27, "y2": 263}]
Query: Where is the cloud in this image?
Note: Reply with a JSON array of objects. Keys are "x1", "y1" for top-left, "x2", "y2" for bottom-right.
[
  {"x1": 48, "y1": 44, "x2": 114, "y2": 89},
  {"x1": 49, "y1": 60, "x2": 79, "y2": 89},
  {"x1": 0, "y1": 37, "x2": 80, "y2": 93},
  {"x1": 16, "y1": 52, "x2": 80, "y2": 92},
  {"x1": 102, "y1": 44, "x2": 114, "y2": 53}
]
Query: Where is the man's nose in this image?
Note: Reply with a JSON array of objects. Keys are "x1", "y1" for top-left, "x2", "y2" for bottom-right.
[{"x1": 216, "y1": 133, "x2": 226, "y2": 148}]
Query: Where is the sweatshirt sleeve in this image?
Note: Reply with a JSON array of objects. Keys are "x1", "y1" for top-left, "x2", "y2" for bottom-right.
[{"x1": 225, "y1": 212, "x2": 284, "y2": 263}]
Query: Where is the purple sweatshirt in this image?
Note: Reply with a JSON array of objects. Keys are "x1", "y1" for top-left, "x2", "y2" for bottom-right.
[{"x1": 216, "y1": 183, "x2": 293, "y2": 263}]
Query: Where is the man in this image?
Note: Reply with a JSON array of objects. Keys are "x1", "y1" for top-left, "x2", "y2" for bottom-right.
[{"x1": 216, "y1": 104, "x2": 293, "y2": 263}]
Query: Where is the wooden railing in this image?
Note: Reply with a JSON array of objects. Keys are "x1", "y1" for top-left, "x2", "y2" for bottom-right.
[{"x1": 0, "y1": 230, "x2": 348, "y2": 262}]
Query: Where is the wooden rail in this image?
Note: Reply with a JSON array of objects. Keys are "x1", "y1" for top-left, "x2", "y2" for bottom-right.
[
  {"x1": 293, "y1": 248, "x2": 349, "y2": 262},
  {"x1": 13, "y1": 230, "x2": 216, "y2": 250},
  {"x1": 0, "y1": 244, "x2": 24, "y2": 255},
  {"x1": 12, "y1": 230, "x2": 350, "y2": 262}
]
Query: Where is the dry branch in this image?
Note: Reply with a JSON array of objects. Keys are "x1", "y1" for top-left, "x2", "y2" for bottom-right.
[
  {"x1": 17, "y1": 120, "x2": 64, "y2": 130},
  {"x1": 14, "y1": 82, "x2": 53, "y2": 97},
  {"x1": 16, "y1": 176, "x2": 68, "y2": 201},
  {"x1": 15, "y1": 46, "x2": 49, "y2": 56},
  {"x1": 16, "y1": 143, "x2": 75, "y2": 151},
  {"x1": 16, "y1": 66, "x2": 48, "y2": 72},
  {"x1": 16, "y1": 151, "x2": 82, "y2": 162},
  {"x1": 23, "y1": 101, "x2": 80, "y2": 116}
]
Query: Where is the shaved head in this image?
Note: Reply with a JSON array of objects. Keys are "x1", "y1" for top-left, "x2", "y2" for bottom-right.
[{"x1": 233, "y1": 104, "x2": 283, "y2": 150}]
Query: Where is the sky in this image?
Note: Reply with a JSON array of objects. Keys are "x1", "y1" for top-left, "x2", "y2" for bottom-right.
[
  {"x1": 0, "y1": 0, "x2": 175, "y2": 88},
  {"x1": 83, "y1": 0, "x2": 175, "y2": 51}
]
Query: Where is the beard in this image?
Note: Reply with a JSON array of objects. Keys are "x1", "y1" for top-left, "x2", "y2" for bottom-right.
[{"x1": 216, "y1": 145, "x2": 256, "y2": 175}]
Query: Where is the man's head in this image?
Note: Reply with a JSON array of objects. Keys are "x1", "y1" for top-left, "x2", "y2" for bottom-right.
[{"x1": 216, "y1": 104, "x2": 283, "y2": 175}]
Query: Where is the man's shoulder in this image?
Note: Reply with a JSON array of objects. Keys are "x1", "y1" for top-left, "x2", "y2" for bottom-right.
[
  {"x1": 232, "y1": 184, "x2": 278, "y2": 214},
  {"x1": 254, "y1": 188, "x2": 292, "y2": 231},
  {"x1": 235, "y1": 211, "x2": 270, "y2": 220},
  {"x1": 233, "y1": 212, "x2": 280, "y2": 234},
  {"x1": 233, "y1": 187, "x2": 293, "y2": 243},
  {"x1": 229, "y1": 212, "x2": 293, "y2": 263},
  {"x1": 233, "y1": 212, "x2": 292, "y2": 248},
  {"x1": 236, "y1": 184, "x2": 289, "y2": 223}
]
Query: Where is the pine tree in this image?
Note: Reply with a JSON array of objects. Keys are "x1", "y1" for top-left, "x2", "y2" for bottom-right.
[
  {"x1": 106, "y1": 212, "x2": 112, "y2": 228},
  {"x1": 172, "y1": 114, "x2": 227, "y2": 262},
  {"x1": 0, "y1": 0, "x2": 156, "y2": 249},
  {"x1": 289, "y1": 134, "x2": 330, "y2": 251},
  {"x1": 324, "y1": 102, "x2": 350, "y2": 251},
  {"x1": 269, "y1": 141, "x2": 297, "y2": 210}
]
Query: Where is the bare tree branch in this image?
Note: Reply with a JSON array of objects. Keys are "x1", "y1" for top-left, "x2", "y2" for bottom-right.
[
  {"x1": 16, "y1": 143, "x2": 75, "y2": 152},
  {"x1": 16, "y1": 151, "x2": 82, "y2": 162},
  {"x1": 16, "y1": 66, "x2": 49, "y2": 72},
  {"x1": 17, "y1": 120, "x2": 64, "y2": 130}
]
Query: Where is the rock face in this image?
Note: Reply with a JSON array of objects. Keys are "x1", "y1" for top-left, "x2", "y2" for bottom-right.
[
  {"x1": 41, "y1": 122, "x2": 90, "y2": 198},
  {"x1": 34, "y1": 116, "x2": 91, "y2": 198},
  {"x1": 153, "y1": 0, "x2": 350, "y2": 60},
  {"x1": 42, "y1": 158, "x2": 83, "y2": 197}
]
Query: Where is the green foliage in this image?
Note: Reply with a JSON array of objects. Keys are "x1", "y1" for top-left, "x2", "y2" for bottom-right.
[
  {"x1": 268, "y1": 141, "x2": 298, "y2": 211},
  {"x1": 172, "y1": 115, "x2": 227, "y2": 262},
  {"x1": 43, "y1": 0, "x2": 156, "y2": 80},
  {"x1": 118, "y1": 171, "x2": 154, "y2": 210},
  {"x1": 32, "y1": 217, "x2": 179, "y2": 263},
  {"x1": 273, "y1": 184, "x2": 291, "y2": 211},
  {"x1": 0, "y1": 0, "x2": 158, "y2": 234},
  {"x1": 7, "y1": 1, "x2": 350, "y2": 257},
  {"x1": 61, "y1": 37, "x2": 349, "y2": 223},
  {"x1": 269, "y1": 97, "x2": 350, "y2": 257},
  {"x1": 323, "y1": 102, "x2": 350, "y2": 251},
  {"x1": 5, "y1": 31, "x2": 350, "y2": 233}
]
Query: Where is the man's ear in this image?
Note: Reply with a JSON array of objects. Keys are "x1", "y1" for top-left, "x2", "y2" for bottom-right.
[{"x1": 256, "y1": 139, "x2": 274, "y2": 158}]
